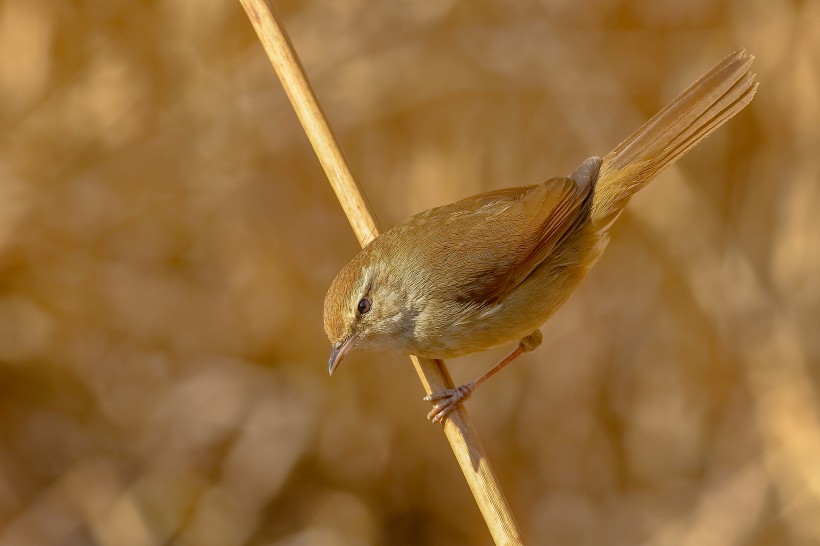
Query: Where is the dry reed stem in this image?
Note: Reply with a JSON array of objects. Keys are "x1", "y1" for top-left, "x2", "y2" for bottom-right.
[{"x1": 237, "y1": 0, "x2": 523, "y2": 544}]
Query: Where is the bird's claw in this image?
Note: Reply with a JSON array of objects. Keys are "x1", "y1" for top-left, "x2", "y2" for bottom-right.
[{"x1": 423, "y1": 383, "x2": 475, "y2": 423}]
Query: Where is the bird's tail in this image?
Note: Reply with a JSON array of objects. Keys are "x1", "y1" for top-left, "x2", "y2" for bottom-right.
[{"x1": 591, "y1": 49, "x2": 758, "y2": 229}]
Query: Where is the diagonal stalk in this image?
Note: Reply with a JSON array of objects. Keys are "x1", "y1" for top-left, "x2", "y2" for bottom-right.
[{"x1": 237, "y1": 1, "x2": 524, "y2": 544}]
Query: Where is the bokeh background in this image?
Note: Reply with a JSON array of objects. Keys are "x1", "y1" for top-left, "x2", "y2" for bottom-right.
[{"x1": 1, "y1": 0, "x2": 818, "y2": 544}]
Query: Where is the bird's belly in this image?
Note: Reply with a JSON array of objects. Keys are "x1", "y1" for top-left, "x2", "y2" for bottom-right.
[{"x1": 411, "y1": 228, "x2": 607, "y2": 359}]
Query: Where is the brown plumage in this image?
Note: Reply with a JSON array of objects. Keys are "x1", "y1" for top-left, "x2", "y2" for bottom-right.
[{"x1": 323, "y1": 50, "x2": 758, "y2": 422}]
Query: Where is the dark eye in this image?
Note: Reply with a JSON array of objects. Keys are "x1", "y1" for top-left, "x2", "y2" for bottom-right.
[{"x1": 357, "y1": 298, "x2": 371, "y2": 314}]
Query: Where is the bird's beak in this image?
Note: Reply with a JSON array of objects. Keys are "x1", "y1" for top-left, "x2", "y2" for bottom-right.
[{"x1": 328, "y1": 335, "x2": 356, "y2": 376}]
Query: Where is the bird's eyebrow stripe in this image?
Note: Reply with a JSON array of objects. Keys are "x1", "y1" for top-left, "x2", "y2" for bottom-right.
[{"x1": 360, "y1": 267, "x2": 374, "y2": 296}]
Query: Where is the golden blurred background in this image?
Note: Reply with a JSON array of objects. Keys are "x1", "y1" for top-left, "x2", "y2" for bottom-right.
[{"x1": 0, "y1": 0, "x2": 818, "y2": 544}]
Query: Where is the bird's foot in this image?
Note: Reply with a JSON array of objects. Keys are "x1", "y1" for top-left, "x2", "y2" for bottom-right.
[{"x1": 423, "y1": 382, "x2": 475, "y2": 423}]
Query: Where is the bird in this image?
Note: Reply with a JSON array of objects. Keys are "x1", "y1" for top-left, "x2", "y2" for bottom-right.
[{"x1": 323, "y1": 49, "x2": 757, "y2": 423}]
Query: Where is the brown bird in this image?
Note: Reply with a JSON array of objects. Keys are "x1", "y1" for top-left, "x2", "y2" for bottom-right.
[{"x1": 323, "y1": 50, "x2": 757, "y2": 423}]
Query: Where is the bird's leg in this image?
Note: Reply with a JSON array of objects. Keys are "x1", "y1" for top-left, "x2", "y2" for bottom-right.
[{"x1": 424, "y1": 330, "x2": 543, "y2": 423}]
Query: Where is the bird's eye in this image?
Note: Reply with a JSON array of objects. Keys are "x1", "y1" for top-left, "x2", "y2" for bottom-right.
[{"x1": 357, "y1": 298, "x2": 371, "y2": 314}]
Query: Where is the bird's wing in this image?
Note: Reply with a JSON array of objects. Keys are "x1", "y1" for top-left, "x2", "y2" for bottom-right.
[{"x1": 429, "y1": 157, "x2": 600, "y2": 305}]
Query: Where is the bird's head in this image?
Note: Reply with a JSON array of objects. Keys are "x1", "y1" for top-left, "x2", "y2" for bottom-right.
[{"x1": 323, "y1": 247, "x2": 419, "y2": 375}]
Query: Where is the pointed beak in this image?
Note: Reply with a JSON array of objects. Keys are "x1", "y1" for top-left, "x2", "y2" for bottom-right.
[{"x1": 328, "y1": 335, "x2": 356, "y2": 376}]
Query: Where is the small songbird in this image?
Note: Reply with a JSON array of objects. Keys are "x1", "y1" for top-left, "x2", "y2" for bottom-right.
[{"x1": 323, "y1": 50, "x2": 757, "y2": 422}]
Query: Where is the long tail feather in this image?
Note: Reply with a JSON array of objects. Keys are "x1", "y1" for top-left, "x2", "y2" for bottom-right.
[{"x1": 591, "y1": 49, "x2": 758, "y2": 228}]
